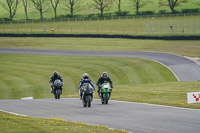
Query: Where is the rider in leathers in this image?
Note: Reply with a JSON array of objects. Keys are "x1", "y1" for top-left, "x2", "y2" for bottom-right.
[
  {"x1": 96, "y1": 72, "x2": 113, "y2": 95},
  {"x1": 49, "y1": 71, "x2": 64, "y2": 93},
  {"x1": 78, "y1": 73, "x2": 95, "y2": 99}
]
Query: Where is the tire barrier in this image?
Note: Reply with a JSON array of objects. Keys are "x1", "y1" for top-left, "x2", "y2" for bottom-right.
[{"x1": 0, "y1": 33, "x2": 200, "y2": 40}]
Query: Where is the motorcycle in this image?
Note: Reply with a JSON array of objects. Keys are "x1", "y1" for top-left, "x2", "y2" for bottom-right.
[
  {"x1": 53, "y1": 79, "x2": 63, "y2": 99},
  {"x1": 99, "y1": 83, "x2": 112, "y2": 104},
  {"x1": 81, "y1": 83, "x2": 94, "y2": 107}
]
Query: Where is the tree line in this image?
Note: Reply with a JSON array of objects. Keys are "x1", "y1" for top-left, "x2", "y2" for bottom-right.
[{"x1": 1, "y1": 0, "x2": 198, "y2": 21}]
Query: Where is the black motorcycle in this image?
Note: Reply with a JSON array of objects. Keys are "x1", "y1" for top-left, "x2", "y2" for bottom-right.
[
  {"x1": 53, "y1": 79, "x2": 63, "y2": 99},
  {"x1": 81, "y1": 83, "x2": 94, "y2": 107}
]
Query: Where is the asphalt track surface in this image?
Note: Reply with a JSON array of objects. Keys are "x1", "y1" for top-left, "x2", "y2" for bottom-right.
[
  {"x1": 1, "y1": 48, "x2": 200, "y2": 132},
  {"x1": 0, "y1": 48, "x2": 200, "y2": 81},
  {"x1": 1, "y1": 98, "x2": 200, "y2": 133}
]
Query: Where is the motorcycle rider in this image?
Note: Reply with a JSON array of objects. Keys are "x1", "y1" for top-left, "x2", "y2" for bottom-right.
[
  {"x1": 96, "y1": 72, "x2": 113, "y2": 95},
  {"x1": 49, "y1": 71, "x2": 64, "y2": 93},
  {"x1": 78, "y1": 73, "x2": 95, "y2": 99}
]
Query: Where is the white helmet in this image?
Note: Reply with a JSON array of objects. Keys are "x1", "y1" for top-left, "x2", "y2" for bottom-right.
[{"x1": 83, "y1": 73, "x2": 89, "y2": 79}]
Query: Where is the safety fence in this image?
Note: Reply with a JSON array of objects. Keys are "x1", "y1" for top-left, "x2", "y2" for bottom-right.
[
  {"x1": 0, "y1": 13, "x2": 199, "y2": 24},
  {"x1": 0, "y1": 13, "x2": 199, "y2": 35}
]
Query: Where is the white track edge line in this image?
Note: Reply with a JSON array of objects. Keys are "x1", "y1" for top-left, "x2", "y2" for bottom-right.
[
  {"x1": 0, "y1": 110, "x2": 27, "y2": 116},
  {"x1": 152, "y1": 60, "x2": 180, "y2": 81},
  {"x1": 109, "y1": 100, "x2": 200, "y2": 111},
  {"x1": 0, "y1": 109, "x2": 131, "y2": 133}
]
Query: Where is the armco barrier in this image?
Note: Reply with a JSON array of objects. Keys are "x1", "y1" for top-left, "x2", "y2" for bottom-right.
[{"x1": 0, "y1": 33, "x2": 199, "y2": 40}]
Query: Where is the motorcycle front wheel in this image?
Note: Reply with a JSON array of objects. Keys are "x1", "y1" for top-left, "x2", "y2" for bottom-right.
[
  {"x1": 54, "y1": 89, "x2": 61, "y2": 99},
  {"x1": 87, "y1": 95, "x2": 92, "y2": 107}
]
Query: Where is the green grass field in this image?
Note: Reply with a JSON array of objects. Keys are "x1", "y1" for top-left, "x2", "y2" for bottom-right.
[
  {"x1": 0, "y1": 37, "x2": 200, "y2": 57},
  {"x1": 0, "y1": 111, "x2": 126, "y2": 133},
  {"x1": 0, "y1": 0, "x2": 199, "y2": 20}
]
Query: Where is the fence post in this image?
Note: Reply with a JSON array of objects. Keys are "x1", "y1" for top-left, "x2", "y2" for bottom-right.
[
  {"x1": 178, "y1": 23, "x2": 180, "y2": 33},
  {"x1": 44, "y1": 24, "x2": 46, "y2": 32}
]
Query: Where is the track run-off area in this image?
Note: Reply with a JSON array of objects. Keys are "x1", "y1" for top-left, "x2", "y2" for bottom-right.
[{"x1": 0, "y1": 48, "x2": 200, "y2": 133}]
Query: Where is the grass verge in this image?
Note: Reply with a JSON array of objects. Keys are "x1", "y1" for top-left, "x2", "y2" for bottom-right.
[
  {"x1": 113, "y1": 82, "x2": 200, "y2": 109},
  {"x1": 0, "y1": 111, "x2": 126, "y2": 133},
  {"x1": 0, "y1": 53, "x2": 176, "y2": 100}
]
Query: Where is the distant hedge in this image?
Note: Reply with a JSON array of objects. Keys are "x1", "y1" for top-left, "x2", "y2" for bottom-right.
[
  {"x1": 0, "y1": 33, "x2": 199, "y2": 40},
  {"x1": 181, "y1": 9, "x2": 200, "y2": 13}
]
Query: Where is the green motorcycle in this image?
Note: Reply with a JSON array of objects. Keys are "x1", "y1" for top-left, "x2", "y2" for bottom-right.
[{"x1": 99, "y1": 83, "x2": 112, "y2": 104}]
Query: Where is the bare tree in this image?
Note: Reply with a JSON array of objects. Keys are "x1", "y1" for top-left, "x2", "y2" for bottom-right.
[
  {"x1": 22, "y1": 0, "x2": 28, "y2": 20},
  {"x1": 93, "y1": 0, "x2": 113, "y2": 17},
  {"x1": 50, "y1": 0, "x2": 60, "y2": 18},
  {"x1": 1, "y1": 0, "x2": 19, "y2": 21},
  {"x1": 159, "y1": 0, "x2": 188, "y2": 14},
  {"x1": 129, "y1": 0, "x2": 152, "y2": 15},
  {"x1": 114, "y1": 0, "x2": 126, "y2": 15},
  {"x1": 63, "y1": 0, "x2": 83, "y2": 17},
  {"x1": 31, "y1": 0, "x2": 49, "y2": 20}
]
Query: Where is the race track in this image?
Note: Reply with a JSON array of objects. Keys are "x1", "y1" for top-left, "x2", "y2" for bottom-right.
[
  {"x1": 0, "y1": 48, "x2": 200, "y2": 81},
  {"x1": 1, "y1": 98, "x2": 200, "y2": 133}
]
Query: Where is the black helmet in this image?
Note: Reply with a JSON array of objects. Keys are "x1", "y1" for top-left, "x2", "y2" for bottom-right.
[
  {"x1": 83, "y1": 73, "x2": 89, "y2": 79},
  {"x1": 101, "y1": 72, "x2": 108, "y2": 79},
  {"x1": 53, "y1": 71, "x2": 58, "y2": 76}
]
